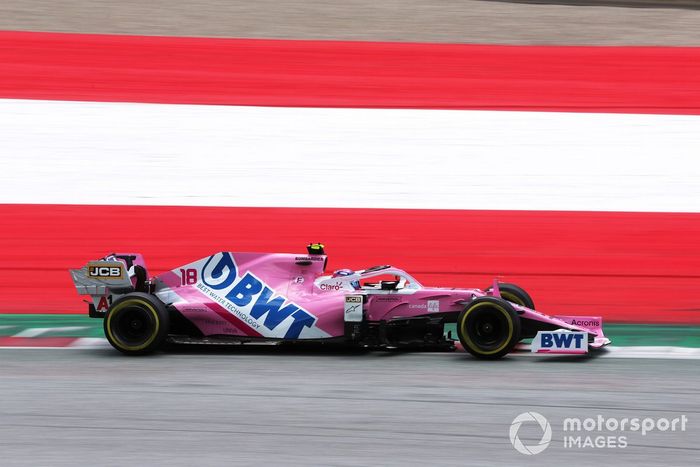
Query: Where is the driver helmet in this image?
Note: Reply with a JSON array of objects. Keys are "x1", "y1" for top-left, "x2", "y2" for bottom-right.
[{"x1": 332, "y1": 269, "x2": 360, "y2": 289}]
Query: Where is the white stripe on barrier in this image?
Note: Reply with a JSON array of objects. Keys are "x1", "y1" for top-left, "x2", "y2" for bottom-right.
[{"x1": 1, "y1": 99, "x2": 700, "y2": 212}]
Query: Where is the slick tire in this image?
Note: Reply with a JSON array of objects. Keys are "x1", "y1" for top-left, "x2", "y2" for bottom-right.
[
  {"x1": 104, "y1": 292, "x2": 169, "y2": 355},
  {"x1": 486, "y1": 283, "x2": 535, "y2": 309},
  {"x1": 457, "y1": 297, "x2": 521, "y2": 360}
]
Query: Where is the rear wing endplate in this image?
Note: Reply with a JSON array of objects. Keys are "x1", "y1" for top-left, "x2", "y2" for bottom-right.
[{"x1": 69, "y1": 260, "x2": 134, "y2": 296}]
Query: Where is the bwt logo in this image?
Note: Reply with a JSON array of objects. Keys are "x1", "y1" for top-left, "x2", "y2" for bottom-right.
[
  {"x1": 201, "y1": 252, "x2": 317, "y2": 339},
  {"x1": 510, "y1": 412, "x2": 552, "y2": 455},
  {"x1": 531, "y1": 331, "x2": 588, "y2": 353},
  {"x1": 542, "y1": 333, "x2": 585, "y2": 348}
]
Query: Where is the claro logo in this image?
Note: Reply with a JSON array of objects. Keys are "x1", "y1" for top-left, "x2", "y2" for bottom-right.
[{"x1": 87, "y1": 262, "x2": 125, "y2": 280}]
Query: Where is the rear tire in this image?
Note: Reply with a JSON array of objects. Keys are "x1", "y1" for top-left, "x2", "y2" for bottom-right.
[
  {"x1": 487, "y1": 283, "x2": 535, "y2": 309},
  {"x1": 104, "y1": 292, "x2": 169, "y2": 355},
  {"x1": 457, "y1": 297, "x2": 521, "y2": 360}
]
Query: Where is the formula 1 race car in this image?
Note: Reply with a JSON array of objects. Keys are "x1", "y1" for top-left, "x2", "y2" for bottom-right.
[{"x1": 70, "y1": 244, "x2": 610, "y2": 358}]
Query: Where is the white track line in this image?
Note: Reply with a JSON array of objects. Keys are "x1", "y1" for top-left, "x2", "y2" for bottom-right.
[
  {"x1": 0, "y1": 340, "x2": 699, "y2": 359},
  {"x1": 483, "y1": 346, "x2": 700, "y2": 360},
  {"x1": 69, "y1": 337, "x2": 111, "y2": 348},
  {"x1": 2, "y1": 99, "x2": 700, "y2": 212},
  {"x1": 599, "y1": 346, "x2": 700, "y2": 360}
]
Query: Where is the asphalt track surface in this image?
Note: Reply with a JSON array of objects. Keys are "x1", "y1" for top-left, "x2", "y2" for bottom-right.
[
  {"x1": 0, "y1": 347, "x2": 697, "y2": 466},
  {"x1": 1, "y1": 2, "x2": 698, "y2": 466},
  {"x1": 1, "y1": 0, "x2": 700, "y2": 45}
]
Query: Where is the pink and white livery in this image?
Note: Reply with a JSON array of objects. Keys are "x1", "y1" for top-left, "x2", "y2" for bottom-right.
[{"x1": 69, "y1": 244, "x2": 610, "y2": 358}]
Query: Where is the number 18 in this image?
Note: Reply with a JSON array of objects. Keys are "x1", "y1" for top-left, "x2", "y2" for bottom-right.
[{"x1": 179, "y1": 268, "x2": 198, "y2": 285}]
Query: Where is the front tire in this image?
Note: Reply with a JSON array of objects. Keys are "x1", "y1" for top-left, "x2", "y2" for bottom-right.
[
  {"x1": 104, "y1": 292, "x2": 169, "y2": 355},
  {"x1": 457, "y1": 297, "x2": 521, "y2": 360},
  {"x1": 487, "y1": 282, "x2": 535, "y2": 309}
]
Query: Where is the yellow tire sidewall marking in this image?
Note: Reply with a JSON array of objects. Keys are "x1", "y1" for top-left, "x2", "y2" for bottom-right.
[
  {"x1": 500, "y1": 291, "x2": 524, "y2": 306},
  {"x1": 106, "y1": 299, "x2": 160, "y2": 352},
  {"x1": 460, "y1": 302, "x2": 514, "y2": 355}
]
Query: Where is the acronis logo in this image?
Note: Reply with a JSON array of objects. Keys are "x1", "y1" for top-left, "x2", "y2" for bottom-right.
[
  {"x1": 531, "y1": 331, "x2": 588, "y2": 354},
  {"x1": 199, "y1": 252, "x2": 320, "y2": 339}
]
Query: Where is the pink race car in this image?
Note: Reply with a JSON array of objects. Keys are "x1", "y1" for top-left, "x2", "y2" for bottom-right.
[{"x1": 70, "y1": 244, "x2": 610, "y2": 358}]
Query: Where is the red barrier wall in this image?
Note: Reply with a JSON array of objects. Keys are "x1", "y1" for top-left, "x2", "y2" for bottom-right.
[
  {"x1": 1, "y1": 31, "x2": 700, "y2": 113},
  {"x1": 1, "y1": 32, "x2": 699, "y2": 323},
  {"x1": 1, "y1": 204, "x2": 699, "y2": 323}
]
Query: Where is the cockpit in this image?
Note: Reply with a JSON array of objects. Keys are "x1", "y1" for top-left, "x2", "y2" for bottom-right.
[
  {"x1": 359, "y1": 274, "x2": 408, "y2": 291},
  {"x1": 319, "y1": 265, "x2": 422, "y2": 292}
]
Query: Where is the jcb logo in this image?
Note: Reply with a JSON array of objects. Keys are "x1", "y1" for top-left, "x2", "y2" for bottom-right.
[{"x1": 87, "y1": 262, "x2": 125, "y2": 280}]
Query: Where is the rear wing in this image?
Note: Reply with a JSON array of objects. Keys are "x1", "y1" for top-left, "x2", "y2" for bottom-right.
[
  {"x1": 69, "y1": 253, "x2": 149, "y2": 316},
  {"x1": 69, "y1": 260, "x2": 134, "y2": 296}
]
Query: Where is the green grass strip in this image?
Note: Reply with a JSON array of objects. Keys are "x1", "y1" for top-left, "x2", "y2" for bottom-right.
[{"x1": 1, "y1": 315, "x2": 699, "y2": 347}]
